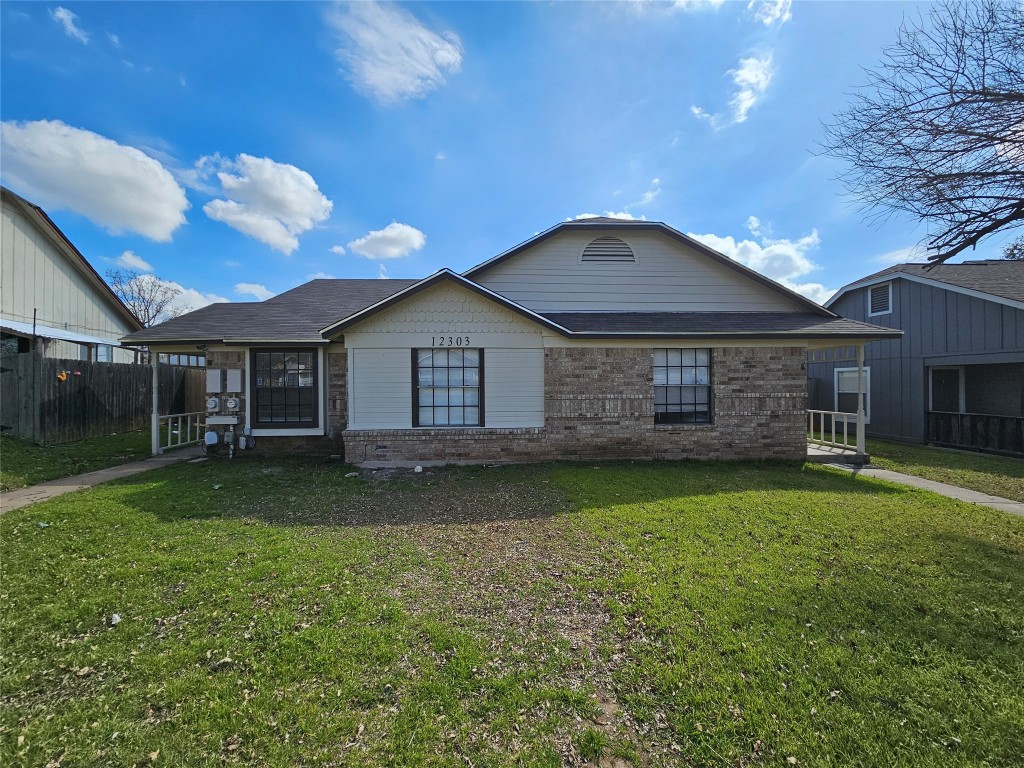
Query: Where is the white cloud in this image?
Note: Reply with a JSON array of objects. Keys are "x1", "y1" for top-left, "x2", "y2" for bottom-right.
[
  {"x1": 692, "y1": 53, "x2": 774, "y2": 128},
  {"x1": 307, "y1": 271, "x2": 337, "y2": 280},
  {"x1": 747, "y1": 0, "x2": 792, "y2": 26},
  {"x1": 687, "y1": 218, "x2": 835, "y2": 304},
  {"x1": 234, "y1": 282, "x2": 275, "y2": 301},
  {"x1": 152, "y1": 277, "x2": 228, "y2": 317},
  {"x1": 0, "y1": 120, "x2": 188, "y2": 241},
  {"x1": 327, "y1": 1, "x2": 463, "y2": 104},
  {"x1": 573, "y1": 211, "x2": 646, "y2": 221},
  {"x1": 378, "y1": 264, "x2": 389, "y2": 279},
  {"x1": 224, "y1": 260, "x2": 241, "y2": 268},
  {"x1": 870, "y1": 245, "x2": 928, "y2": 266},
  {"x1": 107, "y1": 31, "x2": 120, "y2": 47},
  {"x1": 115, "y1": 250, "x2": 153, "y2": 272},
  {"x1": 671, "y1": 0, "x2": 726, "y2": 9},
  {"x1": 51, "y1": 7, "x2": 88, "y2": 43},
  {"x1": 435, "y1": 152, "x2": 447, "y2": 161},
  {"x1": 629, "y1": 178, "x2": 661, "y2": 208},
  {"x1": 348, "y1": 222, "x2": 426, "y2": 259},
  {"x1": 729, "y1": 54, "x2": 774, "y2": 123},
  {"x1": 330, "y1": 245, "x2": 347, "y2": 255},
  {"x1": 200, "y1": 153, "x2": 333, "y2": 254}
]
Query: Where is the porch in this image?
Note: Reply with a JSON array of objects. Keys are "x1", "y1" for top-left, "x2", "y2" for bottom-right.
[{"x1": 806, "y1": 409, "x2": 870, "y2": 465}]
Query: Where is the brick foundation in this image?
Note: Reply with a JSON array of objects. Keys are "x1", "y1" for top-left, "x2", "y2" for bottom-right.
[
  {"x1": 343, "y1": 346, "x2": 807, "y2": 464},
  {"x1": 204, "y1": 349, "x2": 345, "y2": 457}
]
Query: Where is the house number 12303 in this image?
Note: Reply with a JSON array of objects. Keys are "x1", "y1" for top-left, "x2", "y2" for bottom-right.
[{"x1": 432, "y1": 336, "x2": 470, "y2": 347}]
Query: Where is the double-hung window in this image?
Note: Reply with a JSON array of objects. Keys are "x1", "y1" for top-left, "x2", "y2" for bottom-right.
[
  {"x1": 414, "y1": 348, "x2": 483, "y2": 427},
  {"x1": 251, "y1": 349, "x2": 319, "y2": 427},
  {"x1": 654, "y1": 348, "x2": 712, "y2": 424}
]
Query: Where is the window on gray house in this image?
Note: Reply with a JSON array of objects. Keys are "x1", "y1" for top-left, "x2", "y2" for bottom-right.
[
  {"x1": 96, "y1": 344, "x2": 113, "y2": 363},
  {"x1": 654, "y1": 348, "x2": 712, "y2": 424},
  {"x1": 251, "y1": 349, "x2": 318, "y2": 427},
  {"x1": 413, "y1": 348, "x2": 483, "y2": 427}
]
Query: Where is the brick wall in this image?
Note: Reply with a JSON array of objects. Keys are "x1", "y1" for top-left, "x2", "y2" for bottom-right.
[
  {"x1": 343, "y1": 346, "x2": 807, "y2": 464},
  {"x1": 203, "y1": 348, "x2": 345, "y2": 456}
]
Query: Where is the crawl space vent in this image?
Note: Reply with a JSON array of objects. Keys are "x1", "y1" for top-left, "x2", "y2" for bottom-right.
[{"x1": 581, "y1": 236, "x2": 635, "y2": 263}]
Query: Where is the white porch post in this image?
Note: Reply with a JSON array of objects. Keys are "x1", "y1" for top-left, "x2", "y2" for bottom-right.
[
  {"x1": 856, "y1": 343, "x2": 866, "y2": 455},
  {"x1": 151, "y1": 353, "x2": 161, "y2": 456}
]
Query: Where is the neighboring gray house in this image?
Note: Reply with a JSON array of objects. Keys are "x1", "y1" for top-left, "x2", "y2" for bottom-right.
[
  {"x1": 1, "y1": 187, "x2": 143, "y2": 362},
  {"x1": 807, "y1": 260, "x2": 1024, "y2": 456},
  {"x1": 125, "y1": 218, "x2": 898, "y2": 464}
]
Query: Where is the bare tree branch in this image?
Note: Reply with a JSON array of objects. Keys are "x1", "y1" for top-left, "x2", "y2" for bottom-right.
[
  {"x1": 106, "y1": 270, "x2": 191, "y2": 327},
  {"x1": 821, "y1": 0, "x2": 1024, "y2": 265}
]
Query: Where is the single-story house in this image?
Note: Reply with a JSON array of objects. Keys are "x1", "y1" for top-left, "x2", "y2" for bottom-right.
[
  {"x1": 124, "y1": 218, "x2": 899, "y2": 464},
  {"x1": 808, "y1": 259, "x2": 1024, "y2": 456},
  {"x1": 1, "y1": 186, "x2": 143, "y2": 362}
]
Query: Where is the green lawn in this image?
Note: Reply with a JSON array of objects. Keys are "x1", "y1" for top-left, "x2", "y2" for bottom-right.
[
  {"x1": 0, "y1": 431, "x2": 151, "y2": 492},
  {"x1": 868, "y1": 439, "x2": 1024, "y2": 503},
  {"x1": 2, "y1": 459, "x2": 1021, "y2": 766}
]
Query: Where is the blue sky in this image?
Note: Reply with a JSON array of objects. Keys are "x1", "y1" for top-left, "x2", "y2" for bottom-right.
[{"x1": 2, "y1": 0, "x2": 1011, "y2": 314}]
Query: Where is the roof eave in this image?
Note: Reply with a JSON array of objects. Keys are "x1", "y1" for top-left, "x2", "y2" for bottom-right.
[
  {"x1": 3, "y1": 187, "x2": 145, "y2": 332},
  {"x1": 320, "y1": 270, "x2": 575, "y2": 337}
]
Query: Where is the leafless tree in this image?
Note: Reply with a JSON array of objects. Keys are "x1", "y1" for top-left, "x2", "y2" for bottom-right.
[
  {"x1": 821, "y1": 0, "x2": 1024, "y2": 265},
  {"x1": 1003, "y1": 236, "x2": 1024, "y2": 260},
  {"x1": 106, "y1": 269, "x2": 191, "y2": 327}
]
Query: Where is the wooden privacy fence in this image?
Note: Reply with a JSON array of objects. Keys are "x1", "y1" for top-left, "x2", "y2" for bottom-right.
[{"x1": 0, "y1": 355, "x2": 205, "y2": 445}]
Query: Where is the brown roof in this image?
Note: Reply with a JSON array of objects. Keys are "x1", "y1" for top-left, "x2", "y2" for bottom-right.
[
  {"x1": 122, "y1": 279, "x2": 416, "y2": 343},
  {"x1": 838, "y1": 260, "x2": 1024, "y2": 305},
  {"x1": 541, "y1": 312, "x2": 901, "y2": 339}
]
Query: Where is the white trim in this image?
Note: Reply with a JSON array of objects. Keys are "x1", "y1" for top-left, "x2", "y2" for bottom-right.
[
  {"x1": 827, "y1": 272, "x2": 1024, "y2": 312},
  {"x1": 0, "y1": 316, "x2": 123, "y2": 347},
  {"x1": 319, "y1": 269, "x2": 574, "y2": 336},
  {"x1": 834, "y1": 366, "x2": 871, "y2": 424},
  {"x1": 244, "y1": 347, "x2": 327, "y2": 437},
  {"x1": 928, "y1": 365, "x2": 965, "y2": 413},
  {"x1": 867, "y1": 282, "x2": 892, "y2": 317}
]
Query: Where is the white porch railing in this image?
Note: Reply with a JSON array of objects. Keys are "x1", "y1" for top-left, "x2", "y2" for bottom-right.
[
  {"x1": 807, "y1": 410, "x2": 857, "y2": 450},
  {"x1": 159, "y1": 411, "x2": 205, "y2": 453}
]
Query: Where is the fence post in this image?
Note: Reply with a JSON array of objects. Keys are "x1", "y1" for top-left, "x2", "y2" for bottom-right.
[
  {"x1": 151, "y1": 355, "x2": 160, "y2": 456},
  {"x1": 856, "y1": 344, "x2": 866, "y2": 455}
]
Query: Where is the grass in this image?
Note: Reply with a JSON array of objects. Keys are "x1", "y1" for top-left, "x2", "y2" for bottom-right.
[
  {"x1": 868, "y1": 438, "x2": 1024, "y2": 503},
  {"x1": 1, "y1": 458, "x2": 1022, "y2": 766},
  {"x1": 0, "y1": 431, "x2": 152, "y2": 492}
]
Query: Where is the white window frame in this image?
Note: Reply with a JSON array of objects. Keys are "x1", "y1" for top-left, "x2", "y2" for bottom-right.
[
  {"x1": 867, "y1": 282, "x2": 892, "y2": 317},
  {"x1": 834, "y1": 366, "x2": 871, "y2": 424},
  {"x1": 928, "y1": 365, "x2": 965, "y2": 413}
]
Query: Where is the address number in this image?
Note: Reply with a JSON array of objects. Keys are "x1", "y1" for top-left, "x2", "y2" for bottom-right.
[{"x1": 432, "y1": 336, "x2": 470, "y2": 347}]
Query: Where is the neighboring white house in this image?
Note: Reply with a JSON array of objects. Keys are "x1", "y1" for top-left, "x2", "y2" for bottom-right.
[
  {"x1": 125, "y1": 217, "x2": 900, "y2": 464},
  {"x1": 1, "y1": 187, "x2": 143, "y2": 362}
]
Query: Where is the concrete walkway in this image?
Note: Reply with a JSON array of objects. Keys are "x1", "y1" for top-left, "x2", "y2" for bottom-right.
[
  {"x1": 828, "y1": 463, "x2": 1024, "y2": 516},
  {"x1": 1, "y1": 447, "x2": 203, "y2": 514}
]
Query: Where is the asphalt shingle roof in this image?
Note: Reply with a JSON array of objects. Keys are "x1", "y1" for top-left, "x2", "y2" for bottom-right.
[
  {"x1": 122, "y1": 279, "x2": 415, "y2": 343},
  {"x1": 541, "y1": 312, "x2": 900, "y2": 338},
  {"x1": 854, "y1": 260, "x2": 1024, "y2": 304}
]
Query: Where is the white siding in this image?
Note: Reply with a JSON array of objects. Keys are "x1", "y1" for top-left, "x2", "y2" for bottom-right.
[
  {"x1": 349, "y1": 348, "x2": 413, "y2": 429},
  {"x1": 475, "y1": 230, "x2": 805, "y2": 312},
  {"x1": 1, "y1": 200, "x2": 137, "y2": 361},
  {"x1": 346, "y1": 281, "x2": 545, "y2": 429}
]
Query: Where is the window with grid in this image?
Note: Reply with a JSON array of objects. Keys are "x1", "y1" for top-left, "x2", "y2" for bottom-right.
[
  {"x1": 251, "y1": 350, "x2": 318, "y2": 427},
  {"x1": 414, "y1": 348, "x2": 483, "y2": 427},
  {"x1": 654, "y1": 348, "x2": 711, "y2": 424}
]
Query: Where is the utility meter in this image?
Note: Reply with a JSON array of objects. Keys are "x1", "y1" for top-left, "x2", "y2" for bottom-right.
[
  {"x1": 206, "y1": 396, "x2": 220, "y2": 411},
  {"x1": 225, "y1": 397, "x2": 240, "y2": 411}
]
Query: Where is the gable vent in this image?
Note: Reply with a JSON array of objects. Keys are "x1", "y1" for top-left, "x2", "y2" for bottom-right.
[
  {"x1": 868, "y1": 283, "x2": 892, "y2": 315},
  {"x1": 581, "y1": 236, "x2": 635, "y2": 263}
]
